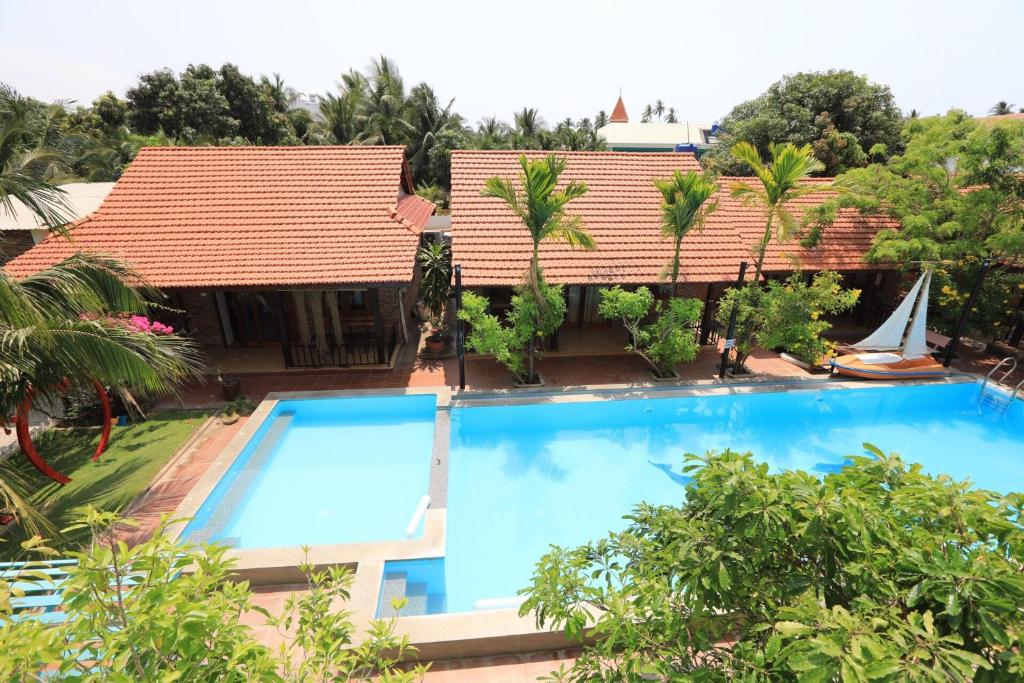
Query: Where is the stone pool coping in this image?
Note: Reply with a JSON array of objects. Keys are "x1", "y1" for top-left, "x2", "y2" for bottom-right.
[{"x1": 167, "y1": 374, "x2": 980, "y2": 658}]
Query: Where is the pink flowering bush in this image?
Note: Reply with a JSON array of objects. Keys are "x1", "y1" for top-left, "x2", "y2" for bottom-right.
[
  {"x1": 127, "y1": 315, "x2": 174, "y2": 335},
  {"x1": 79, "y1": 313, "x2": 175, "y2": 335}
]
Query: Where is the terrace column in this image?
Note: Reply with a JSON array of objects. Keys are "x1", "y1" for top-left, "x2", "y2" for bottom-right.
[
  {"x1": 291, "y1": 291, "x2": 310, "y2": 344},
  {"x1": 699, "y1": 283, "x2": 715, "y2": 345},
  {"x1": 327, "y1": 291, "x2": 347, "y2": 359},
  {"x1": 310, "y1": 290, "x2": 328, "y2": 357},
  {"x1": 368, "y1": 287, "x2": 386, "y2": 364}
]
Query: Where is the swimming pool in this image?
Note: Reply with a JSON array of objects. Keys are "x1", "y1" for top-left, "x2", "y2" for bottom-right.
[
  {"x1": 177, "y1": 381, "x2": 1023, "y2": 617},
  {"x1": 439, "y1": 381, "x2": 1023, "y2": 613},
  {"x1": 182, "y1": 394, "x2": 435, "y2": 549}
]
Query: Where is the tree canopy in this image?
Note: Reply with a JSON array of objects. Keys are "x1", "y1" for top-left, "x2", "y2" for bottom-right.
[
  {"x1": 523, "y1": 447, "x2": 1024, "y2": 681},
  {"x1": 804, "y1": 111, "x2": 1024, "y2": 336},
  {"x1": 703, "y1": 70, "x2": 904, "y2": 176}
]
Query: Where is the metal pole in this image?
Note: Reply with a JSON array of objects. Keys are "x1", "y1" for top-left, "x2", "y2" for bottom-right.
[
  {"x1": 719, "y1": 261, "x2": 748, "y2": 379},
  {"x1": 942, "y1": 258, "x2": 991, "y2": 367},
  {"x1": 455, "y1": 264, "x2": 466, "y2": 390}
]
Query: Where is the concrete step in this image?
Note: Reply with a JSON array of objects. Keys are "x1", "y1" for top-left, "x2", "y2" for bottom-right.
[{"x1": 377, "y1": 571, "x2": 408, "y2": 618}]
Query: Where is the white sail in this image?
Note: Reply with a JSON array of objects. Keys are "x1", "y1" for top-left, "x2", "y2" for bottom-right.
[
  {"x1": 853, "y1": 272, "x2": 928, "y2": 352},
  {"x1": 902, "y1": 271, "x2": 932, "y2": 357}
]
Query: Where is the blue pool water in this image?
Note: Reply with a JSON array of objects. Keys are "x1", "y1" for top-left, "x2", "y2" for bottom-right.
[
  {"x1": 182, "y1": 395, "x2": 435, "y2": 549},
  {"x1": 443, "y1": 381, "x2": 1024, "y2": 612}
]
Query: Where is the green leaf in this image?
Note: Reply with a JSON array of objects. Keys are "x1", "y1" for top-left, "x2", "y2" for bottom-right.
[{"x1": 776, "y1": 621, "x2": 814, "y2": 637}]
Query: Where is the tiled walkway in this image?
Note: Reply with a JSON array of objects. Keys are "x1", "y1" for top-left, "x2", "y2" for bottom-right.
[
  {"x1": 174, "y1": 343, "x2": 820, "y2": 408},
  {"x1": 116, "y1": 416, "x2": 249, "y2": 546}
]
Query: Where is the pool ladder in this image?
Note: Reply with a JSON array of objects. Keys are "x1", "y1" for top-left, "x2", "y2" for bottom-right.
[{"x1": 978, "y1": 357, "x2": 1023, "y2": 414}]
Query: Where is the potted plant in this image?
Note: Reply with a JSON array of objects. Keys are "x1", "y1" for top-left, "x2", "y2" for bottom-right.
[
  {"x1": 216, "y1": 370, "x2": 241, "y2": 401},
  {"x1": 417, "y1": 242, "x2": 452, "y2": 355},
  {"x1": 219, "y1": 396, "x2": 254, "y2": 425}
]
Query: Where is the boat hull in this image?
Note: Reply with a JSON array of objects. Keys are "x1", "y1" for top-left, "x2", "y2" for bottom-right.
[{"x1": 830, "y1": 354, "x2": 949, "y2": 380}]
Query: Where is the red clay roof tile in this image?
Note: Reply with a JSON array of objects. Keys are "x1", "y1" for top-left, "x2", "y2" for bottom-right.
[
  {"x1": 449, "y1": 150, "x2": 895, "y2": 286},
  {"x1": 4, "y1": 146, "x2": 433, "y2": 288}
]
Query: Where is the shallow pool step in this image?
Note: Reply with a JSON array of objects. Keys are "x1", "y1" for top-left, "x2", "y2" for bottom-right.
[
  {"x1": 403, "y1": 581, "x2": 429, "y2": 616},
  {"x1": 377, "y1": 572, "x2": 408, "y2": 618}
]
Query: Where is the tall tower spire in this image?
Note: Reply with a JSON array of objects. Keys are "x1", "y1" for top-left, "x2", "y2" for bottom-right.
[{"x1": 610, "y1": 93, "x2": 629, "y2": 123}]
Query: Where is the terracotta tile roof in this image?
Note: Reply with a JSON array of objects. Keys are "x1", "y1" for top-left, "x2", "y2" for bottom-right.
[
  {"x1": 610, "y1": 96, "x2": 629, "y2": 123},
  {"x1": 392, "y1": 194, "x2": 436, "y2": 233},
  {"x1": 4, "y1": 146, "x2": 434, "y2": 288},
  {"x1": 450, "y1": 150, "x2": 896, "y2": 287}
]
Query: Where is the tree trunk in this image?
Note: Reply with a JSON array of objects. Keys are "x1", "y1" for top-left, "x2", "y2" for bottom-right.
[
  {"x1": 527, "y1": 336, "x2": 536, "y2": 384},
  {"x1": 530, "y1": 243, "x2": 546, "y2": 319},
  {"x1": 753, "y1": 215, "x2": 774, "y2": 282},
  {"x1": 671, "y1": 235, "x2": 682, "y2": 289}
]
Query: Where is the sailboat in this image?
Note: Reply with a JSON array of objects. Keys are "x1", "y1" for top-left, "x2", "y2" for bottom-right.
[{"x1": 831, "y1": 271, "x2": 948, "y2": 380}]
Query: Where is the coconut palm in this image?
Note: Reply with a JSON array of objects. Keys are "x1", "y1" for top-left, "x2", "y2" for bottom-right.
[
  {"x1": 654, "y1": 170, "x2": 719, "y2": 288},
  {"x1": 654, "y1": 100, "x2": 665, "y2": 122},
  {"x1": 405, "y1": 83, "x2": 459, "y2": 186},
  {"x1": 355, "y1": 57, "x2": 415, "y2": 145},
  {"x1": 642, "y1": 104, "x2": 653, "y2": 123},
  {"x1": 0, "y1": 86, "x2": 75, "y2": 231},
  {"x1": 989, "y1": 101, "x2": 1016, "y2": 116},
  {"x1": 729, "y1": 142, "x2": 825, "y2": 280},
  {"x1": 665, "y1": 108, "x2": 678, "y2": 124},
  {"x1": 595, "y1": 110, "x2": 608, "y2": 129}
]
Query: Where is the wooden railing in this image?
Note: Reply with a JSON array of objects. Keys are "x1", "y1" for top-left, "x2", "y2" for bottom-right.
[{"x1": 282, "y1": 324, "x2": 399, "y2": 368}]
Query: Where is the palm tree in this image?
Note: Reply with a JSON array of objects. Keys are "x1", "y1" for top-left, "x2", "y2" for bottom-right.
[
  {"x1": 654, "y1": 171, "x2": 719, "y2": 288},
  {"x1": 355, "y1": 56, "x2": 415, "y2": 145},
  {"x1": 989, "y1": 101, "x2": 1016, "y2": 116},
  {"x1": 665, "y1": 108, "x2": 678, "y2": 124},
  {"x1": 482, "y1": 155, "x2": 594, "y2": 380},
  {"x1": 260, "y1": 73, "x2": 292, "y2": 114},
  {"x1": 642, "y1": 104, "x2": 653, "y2": 123},
  {"x1": 0, "y1": 86, "x2": 75, "y2": 231},
  {"x1": 729, "y1": 142, "x2": 825, "y2": 280},
  {"x1": 654, "y1": 100, "x2": 665, "y2": 122},
  {"x1": 595, "y1": 111, "x2": 608, "y2": 128},
  {"x1": 476, "y1": 117, "x2": 511, "y2": 149},
  {"x1": 405, "y1": 83, "x2": 459, "y2": 186},
  {"x1": 513, "y1": 108, "x2": 544, "y2": 148},
  {"x1": 1, "y1": 255, "x2": 203, "y2": 531}
]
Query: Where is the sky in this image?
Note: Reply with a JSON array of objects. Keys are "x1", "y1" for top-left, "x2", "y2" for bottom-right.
[{"x1": 3, "y1": 0, "x2": 1022, "y2": 126}]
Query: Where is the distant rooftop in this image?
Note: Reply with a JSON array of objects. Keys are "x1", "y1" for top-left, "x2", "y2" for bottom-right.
[
  {"x1": 0, "y1": 182, "x2": 114, "y2": 231},
  {"x1": 977, "y1": 112, "x2": 1024, "y2": 125},
  {"x1": 597, "y1": 95, "x2": 715, "y2": 151}
]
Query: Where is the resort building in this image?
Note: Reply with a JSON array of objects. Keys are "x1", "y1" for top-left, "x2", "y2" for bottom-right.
[
  {"x1": 0, "y1": 181, "x2": 114, "y2": 265},
  {"x1": 449, "y1": 149, "x2": 899, "y2": 352},
  {"x1": 596, "y1": 96, "x2": 718, "y2": 153},
  {"x1": 4, "y1": 146, "x2": 435, "y2": 371}
]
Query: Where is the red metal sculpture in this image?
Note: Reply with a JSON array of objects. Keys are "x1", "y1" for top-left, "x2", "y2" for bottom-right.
[{"x1": 12, "y1": 379, "x2": 112, "y2": 485}]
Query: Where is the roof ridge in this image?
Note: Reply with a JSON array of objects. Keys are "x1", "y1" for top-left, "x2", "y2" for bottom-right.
[
  {"x1": 450, "y1": 149, "x2": 699, "y2": 157},
  {"x1": 137, "y1": 145, "x2": 408, "y2": 152}
]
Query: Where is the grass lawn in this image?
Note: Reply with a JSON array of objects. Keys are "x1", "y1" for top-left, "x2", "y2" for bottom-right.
[{"x1": 1, "y1": 410, "x2": 207, "y2": 559}]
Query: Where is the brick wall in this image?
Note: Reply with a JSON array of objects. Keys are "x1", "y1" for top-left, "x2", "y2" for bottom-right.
[
  {"x1": 0, "y1": 231, "x2": 37, "y2": 266},
  {"x1": 174, "y1": 289, "x2": 224, "y2": 348}
]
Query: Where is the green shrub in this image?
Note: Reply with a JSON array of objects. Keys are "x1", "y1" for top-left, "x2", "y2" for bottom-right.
[
  {"x1": 459, "y1": 280, "x2": 565, "y2": 384},
  {"x1": 598, "y1": 287, "x2": 703, "y2": 377},
  {"x1": 522, "y1": 448, "x2": 1024, "y2": 681},
  {"x1": 715, "y1": 271, "x2": 859, "y2": 370},
  {"x1": 0, "y1": 509, "x2": 428, "y2": 681}
]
